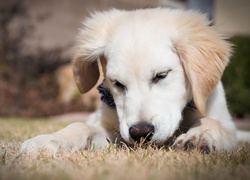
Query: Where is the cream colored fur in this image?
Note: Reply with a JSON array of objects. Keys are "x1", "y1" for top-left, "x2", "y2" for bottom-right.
[{"x1": 20, "y1": 8, "x2": 250, "y2": 155}]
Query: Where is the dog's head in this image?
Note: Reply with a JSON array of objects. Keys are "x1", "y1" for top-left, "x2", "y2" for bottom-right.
[{"x1": 73, "y1": 9, "x2": 232, "y2": 144}]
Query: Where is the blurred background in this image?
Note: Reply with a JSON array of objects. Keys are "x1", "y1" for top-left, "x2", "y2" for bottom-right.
[{"x1": 0, "y1": 0, "x2": 249, "y2": 119}]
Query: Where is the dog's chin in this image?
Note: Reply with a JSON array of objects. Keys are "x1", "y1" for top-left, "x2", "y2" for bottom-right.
[{"x1": 121, "y1": 132, "x2": 173, "y2": 146}]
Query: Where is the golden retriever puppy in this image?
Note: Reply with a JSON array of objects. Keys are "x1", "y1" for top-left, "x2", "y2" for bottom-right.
[{"x1": 20, "y1": 8, "x2": 250, "y2": 154}]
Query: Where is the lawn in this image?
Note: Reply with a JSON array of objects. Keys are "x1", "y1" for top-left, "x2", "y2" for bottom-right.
[{"x1": 0, "y1": 118, "x2": 250, "y2": 180}]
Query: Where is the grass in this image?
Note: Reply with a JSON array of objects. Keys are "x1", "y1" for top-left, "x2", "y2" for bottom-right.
[{"x1": 0, "y1": 118, "x2": 250, "y2": 180}]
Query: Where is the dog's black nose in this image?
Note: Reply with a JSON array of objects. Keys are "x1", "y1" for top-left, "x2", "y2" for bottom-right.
[{"x1": 129, "y1": 123, "x2": 155, "y2": 141}]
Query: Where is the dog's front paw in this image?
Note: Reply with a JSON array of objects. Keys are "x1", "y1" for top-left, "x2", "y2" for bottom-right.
[
  {"x1": 172, "y1": 127, "x2": 215, "y2": 153},
  {"x1": 20, "y1": 134, "x2": 61, "y2": 155},
  {"x1": 172, "y1": 118, "x2": 237, "y2": 153},
  {"x1": 20, "y1": 122, "x2": 91, "y2": 155},
  {"x1": 20, "y1": 122, "x2": 110, "y2": 155}
]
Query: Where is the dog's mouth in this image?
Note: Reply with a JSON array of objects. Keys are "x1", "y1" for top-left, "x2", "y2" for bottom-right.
[{"x1": 124, "y1": 119, "x2": 182, "y2": 145}]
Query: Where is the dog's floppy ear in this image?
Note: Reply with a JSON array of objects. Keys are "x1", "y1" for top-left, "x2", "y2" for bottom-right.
[
  {"x1": 73, "y1": 10, "x2": 124, "y2": 93},
  {"x1": 173, "y1": 12, "x2": 232, "y2": 115}
]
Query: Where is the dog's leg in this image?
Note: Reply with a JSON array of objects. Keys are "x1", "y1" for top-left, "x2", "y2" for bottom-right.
[
  {"x1": 173, "y1": 82, "x2": 237, "y2": 152},
  {"x1": 20, "y1": 121, "x2": 109, "y2": 155}
]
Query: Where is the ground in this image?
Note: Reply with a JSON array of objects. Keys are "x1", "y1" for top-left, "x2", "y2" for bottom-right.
[{"x1": 0, "y1": 117, "x2": 250, "y2": 180}]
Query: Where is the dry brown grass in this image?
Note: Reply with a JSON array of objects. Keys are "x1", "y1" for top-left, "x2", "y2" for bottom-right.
[{"x1": 0, "y1": 118, "x2": 250, "y2": 180}]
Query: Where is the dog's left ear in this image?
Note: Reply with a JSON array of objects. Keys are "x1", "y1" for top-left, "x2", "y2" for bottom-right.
[
  {"x1": 173, "y1": 13, "x2": 232, "y2": 115},
  {"x1": 73, "y1": 10, "x2": 125, "y2": 93}
]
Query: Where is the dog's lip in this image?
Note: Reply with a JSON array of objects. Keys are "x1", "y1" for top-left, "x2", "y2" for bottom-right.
[{"x1": 126, "y1": 133, "x2": 169, "y2": 145}]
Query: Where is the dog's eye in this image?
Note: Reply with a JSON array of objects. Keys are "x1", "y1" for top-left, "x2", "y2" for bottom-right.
[
  {"x1": 113, "y1": 80, "x2": 126, "y2": 90},
  {"x1": 152, "y1": 70, "x2": 171, "y2": 84}
]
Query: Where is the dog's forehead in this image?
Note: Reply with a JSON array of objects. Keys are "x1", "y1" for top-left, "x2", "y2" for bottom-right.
[{"x1": 105, "y1": 21, "x2": 180, "y2": 77}]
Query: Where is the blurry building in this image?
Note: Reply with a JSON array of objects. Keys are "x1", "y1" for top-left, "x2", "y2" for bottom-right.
[{"x1": 161, "y1": 0, "x2": 250, "y2": 36}]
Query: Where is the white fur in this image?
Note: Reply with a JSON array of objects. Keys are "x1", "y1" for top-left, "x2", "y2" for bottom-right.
[{"x1": 20, "y1": 8, "x2": 250, "y2": 155}]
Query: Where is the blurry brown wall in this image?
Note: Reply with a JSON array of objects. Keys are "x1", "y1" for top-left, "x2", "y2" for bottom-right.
[{"x1": 24, "y1": 0, "x2": 160, "y2": 55}]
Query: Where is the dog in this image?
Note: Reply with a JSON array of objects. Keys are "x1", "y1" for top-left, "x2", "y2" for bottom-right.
[{"x1": 20, "y1": 8, "x2": 250, "y2": 154}]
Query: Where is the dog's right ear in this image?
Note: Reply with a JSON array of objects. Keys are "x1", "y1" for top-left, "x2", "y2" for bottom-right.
[
  {"x1": 172, "y1": 11, "x2": 232, "y2": 115},
  {"x1": 73, "y1": 10, "x2": 124, "y2": 93}
]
